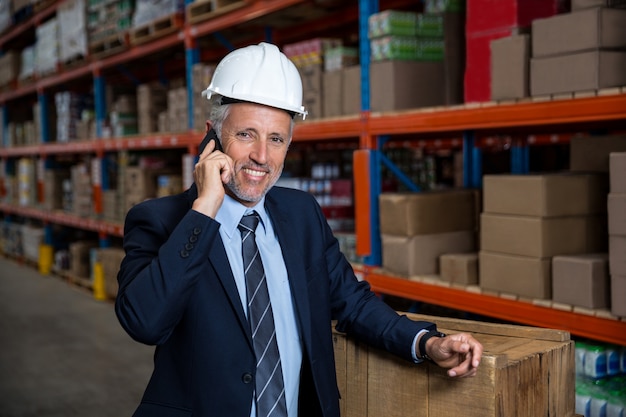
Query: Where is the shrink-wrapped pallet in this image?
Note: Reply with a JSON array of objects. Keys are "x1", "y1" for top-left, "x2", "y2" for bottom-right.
[
  {"x1": 35, "y1": 18, "x2": 59, "y2": 76},
  {"x1": 58, "y1": 0, "x2": 88, "y2": 63}
]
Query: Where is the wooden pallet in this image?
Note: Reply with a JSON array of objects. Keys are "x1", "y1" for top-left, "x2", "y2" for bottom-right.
[
  {"x1": 129, "y1": 12, "x2": 184, "y2": 46},
  {"x1": 186, "y1": 0, "x2": 247, "y2": 25},
  {"x1": 88, "y1": 32, "x2": 129, "y2": 60}
]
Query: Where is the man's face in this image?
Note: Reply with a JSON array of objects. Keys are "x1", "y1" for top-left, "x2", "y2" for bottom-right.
[{"x1": 220, "y1": 102, "x2": 292, "y2": 207}]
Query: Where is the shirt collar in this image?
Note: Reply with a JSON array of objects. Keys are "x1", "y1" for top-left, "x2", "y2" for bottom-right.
[{"x1": 216, "y1": 194, "x2": 269, "y2": 239}]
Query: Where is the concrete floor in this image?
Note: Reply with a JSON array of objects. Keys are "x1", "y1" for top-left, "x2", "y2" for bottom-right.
[{"x1": 0, "y1": 256, "x2": 153, "y2": 417}]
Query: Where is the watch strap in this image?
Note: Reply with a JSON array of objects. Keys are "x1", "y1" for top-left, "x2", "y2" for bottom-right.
[{"x1": 418, "y1": 330, "x2": 446, "y2": 361}]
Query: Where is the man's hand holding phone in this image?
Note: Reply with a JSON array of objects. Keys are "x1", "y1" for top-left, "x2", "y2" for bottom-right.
[{"x1": 192, "y1": 135, "x2": 233, "y2": 218}]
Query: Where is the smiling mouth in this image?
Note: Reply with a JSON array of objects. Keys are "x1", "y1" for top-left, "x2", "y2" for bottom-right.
[{"x1": 242, "y1": 167, "x2": 267, "y2": 178}]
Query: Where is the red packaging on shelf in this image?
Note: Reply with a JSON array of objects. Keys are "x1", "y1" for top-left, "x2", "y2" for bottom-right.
[{"x1": 466, "y1": 0, "x2": 568, "y2": 33}]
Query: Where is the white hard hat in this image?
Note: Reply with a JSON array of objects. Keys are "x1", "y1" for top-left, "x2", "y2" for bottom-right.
[{"x1": 203, "y1": 42, "x2": 307, "y2": 120}]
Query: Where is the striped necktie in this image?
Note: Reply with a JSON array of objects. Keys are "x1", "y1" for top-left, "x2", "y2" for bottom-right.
[{"x1": 238, "y1": 212, "x2": 288, "y2": 417}]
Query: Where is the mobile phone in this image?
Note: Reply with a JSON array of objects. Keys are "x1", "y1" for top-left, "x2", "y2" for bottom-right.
[{"x1": 198, "y1": 128, "x2": 223, "y2": 155}]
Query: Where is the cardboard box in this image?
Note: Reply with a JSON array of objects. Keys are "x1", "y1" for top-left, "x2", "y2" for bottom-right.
[
  {"x1": 610, "y1": 152, "x2": 626, "y2": 193},
  {"x1": 465, "y1": 27, "x2": 519, "y2": 102},
  {"x1": 322, "y1": 70, "x2": 342, "y2": 118},
  {"x1": 532, "y1": 8, "x2": 626, "y2": 58},
  {"x1": 611, "y1": 275, "x2": 626, "y2": 317},
  {"x1": 466, "y1": 0, "x2": 565, "y2": 33},
  {"x1": 609, "y1": 235, "x2": 626, "y2": 276},
  {"x1": 69, "y1": 240, "x2": 98, "y2": 279},
  {"x1": 382, "y1": 231, "x2": 475, "y2": 276},
  {"x1": 370, "y1": 60, "x2": 445, "y2": 112},
  {"x1": 334, "y1": 313, "x2": 574, "y2": 417},
  {"x1": 379, "y1": 190, "x2": 478, "y2": 236},
  {"x1": 552, "y1": 254, "x2": 610, "y2": 309},
  {"x1": 608, "y1": 193, "x2": 626, "y2": 235},
  {"x1": 490, "y1": 34, "x2": 529, "y2": 100},
  {"x1": 341, "y1": 65, "x2": 361, "y2": 115},
  {"x1": 483, "y1": 174, "x2": 608, "y2": 217},
  {"x1": 439, "y1": 253, "x2": 479, "y2": 284},
  {"x1": 570, "y1": 135, "x2": 626, "y2": 173},
  {"x1": 299, "y1": 64, "x2": 323, "y2": 120},
  {"x1": 480, "y1": 213, "x2": 607, "y2": 258},
  {"x1": 531, "y1": 50, "x2": 626, "y2": 96},
  {"x1": 479, "y1": 250, "x2": 552, "y2": 299}
]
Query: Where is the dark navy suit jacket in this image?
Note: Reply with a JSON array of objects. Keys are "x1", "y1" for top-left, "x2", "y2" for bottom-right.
[{"x1": 115, "y1": 184, "x2": 434, "y2": 417}]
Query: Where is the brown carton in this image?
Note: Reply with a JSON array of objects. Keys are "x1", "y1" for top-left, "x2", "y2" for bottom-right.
[
  {"x1": 552, "y1": 254, "x2": 610, "y2": 309},
  {"x1": 608, "y1": 193, "x2": 626, "y2": 235},
  {"x1": 609, "y1": 235, "x2": 626, "y2": 276},
  {"x1": 480, "y1": 213, "x2": 607, "y2": 258},
  {"x1": 439, "y1": 253, "x2": 478, "y2": 285},
  {"x1": 570, "y1": 135, "x2": 626, "y2": 173},
  {"x1": 341, "y1": 65, "x2": 361, "y2": 115},
  {"x1": 379, "y1": 190, "x2": 478, "y2": 236},
  {"x1": 531, "y1": 50, "x2": 626, "y2": 96},
  {"x1": 322, "y1": 70, "x2": 342, "y2": 118},
  {"x1": 479, "y1": 250, "x2": 552, "y2": 299},
  {"x1": 490, "y1": 34, "x2": 530, "y2": 100},
  {"x1": 299, "y1": 64, "x2": 323, "y2": 120},
  {"x1": 334, "y1": 313, "x2": 574, "y2": 417},
  {"x1": 483, "y1": 173, "x2": 608, "y2": 217},
  {"x1": 610, "y1": 152, "x2": 626, "y2": 193},
  {"x1": 611, "y1": 275, "x2": 626, "y2": 317},
  {"x1": 382, "y1": 231, "x2": 475, "y2": 276},
  {"x1": 532, "y1": 8, "x2": 626, "y2": 57},
  {"x1": 370, "y1": 60, "x2": 445, "y2": 112}
]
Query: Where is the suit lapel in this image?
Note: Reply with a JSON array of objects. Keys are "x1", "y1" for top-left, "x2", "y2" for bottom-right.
[
  {"x1": 186, "y1": 184, "x2": 253, "y2": 348},
  {"x1": 266, "y1": 195, "x2": 313, "y2": 348}
]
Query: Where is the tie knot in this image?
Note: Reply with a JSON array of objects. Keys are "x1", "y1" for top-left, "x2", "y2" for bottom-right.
[{"x1": 238, "y1": 212, "x2": 260, "y2": 234}]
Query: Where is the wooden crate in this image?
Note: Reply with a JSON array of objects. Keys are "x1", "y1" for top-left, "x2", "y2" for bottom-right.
[{"x1": 333, "y1": 313, "x2": 576, "y2": 417}]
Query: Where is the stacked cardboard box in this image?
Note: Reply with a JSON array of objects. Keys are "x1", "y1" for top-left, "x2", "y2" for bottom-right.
[
  {"x1": 110, "y1": 95, "x2": 138, "y2": 137},
  {"x1": 166, "y1": 86, "x2": 188, "y2": 132},
  {"x1": 285, "y1": 38, "x2": 342, "y2": 120},
  {"x1": 531, "y1": 7, "x2": 626, "y2": 96},
  {"x1": 70, "y1": 162, "x2": 93, "y2": 217},
  {"x1": 191, "y1": 63, "x2": 215, "y2": 131},
  {"x1": 368, "y1": 8, "x2": 465, "y2": 111},
  {"x1": 69, "y1": 240, "x2": 98, "y2": 280},
  {"x1": 137, "y1": 82, "x2": 168, "y2": 134},
  {"x1": 379, "y1": 189, "x2": 478, "y2": 276},
  {"x1": 479, "y1": 174, "x2": 608, "y2": 299},
  {"x1": 95, "y1": 247, "x2": 125, "y2": 298},
  {"x1": 43, "y1": 169, "x2": 70, "y2": 211},
  {"x1": 20, "y1": 224, "x2": 44, "y2": 263},
  {"x1": 465, "y1": 0, "x2": 566, "y2": 102},
  {"x1": 608, "y1": 152, "x2": 626, "y2": 317},
  {"x1": 122, "y1": 166, "x2": 177, "y2": 214}
]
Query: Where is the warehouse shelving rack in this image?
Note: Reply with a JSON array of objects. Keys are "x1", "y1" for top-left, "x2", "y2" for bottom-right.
[{"x1": 1, "y1": 0, "x2": 626, "y2": 346}]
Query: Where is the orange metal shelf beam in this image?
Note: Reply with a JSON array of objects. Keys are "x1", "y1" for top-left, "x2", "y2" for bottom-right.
[
  {"x1": 369, "y1": 93, "x2": 626, "y2": 135},
  {"x1": 294, "y1": 115, "x2": 361, "y2": 141},
  {"x1": 363, "y1": 270, "x2": 626, "y2": 346},
  {"x1": 0, "y1": 203, "x2": 123, "y2": 237},
  {"x1": 0, "y1": 131, "x2": 203, "y2": 157},
  {"x1": 190, "y1": 0, "x2": 305, "y2": 38}
]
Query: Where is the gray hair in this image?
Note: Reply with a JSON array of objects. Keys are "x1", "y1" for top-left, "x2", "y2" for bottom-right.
[{"x1": 207, "y1": 95, "x2": 295, "y2": 144}]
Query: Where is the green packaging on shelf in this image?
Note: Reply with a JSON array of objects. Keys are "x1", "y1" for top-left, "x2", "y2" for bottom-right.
[
  {"x1": 423, "y1": 0, "x2": 466, "y2": 13},
  {"x1": 370, "y1": 37, "x2": 444, "y2": 61},
  {"x1": 415, "y1": 14, "x2": 444, "y2": 37},
  {"x1": 368, "y1": 10, "x2": 418, "y2": 39}
]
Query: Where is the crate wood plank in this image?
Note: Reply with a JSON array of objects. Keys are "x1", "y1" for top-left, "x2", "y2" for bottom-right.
[{"x1": 332, "y1": 313, "x2": 575, "y2": 417}]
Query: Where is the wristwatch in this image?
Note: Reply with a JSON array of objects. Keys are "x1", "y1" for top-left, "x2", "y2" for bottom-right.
[{"x1": 419, "y1": 330, "x2": 446, "y2": 362}]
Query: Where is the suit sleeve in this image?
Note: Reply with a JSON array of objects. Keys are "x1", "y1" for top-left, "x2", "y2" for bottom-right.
[
  {"x1": 115, "y1": 198, "x2": 220, "y2": 345},
  {"x1": 313, "y1": 199, "x2": 435, "y2": 361}
]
